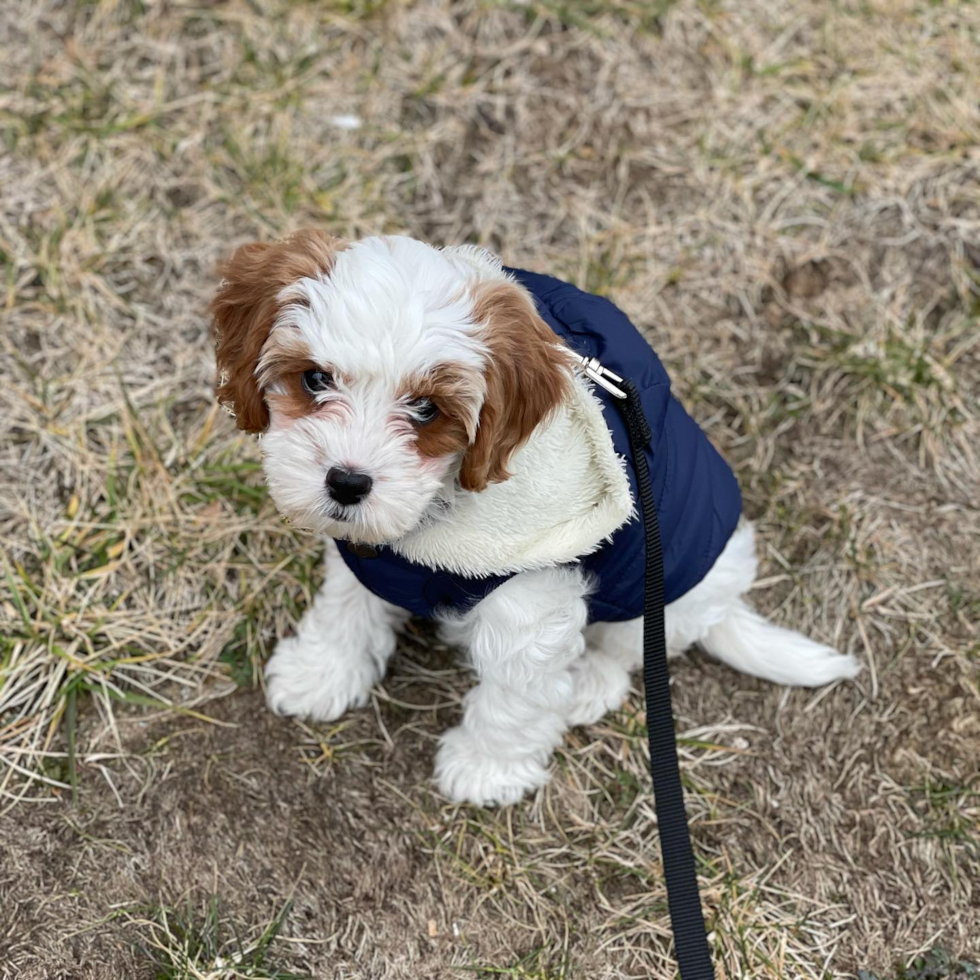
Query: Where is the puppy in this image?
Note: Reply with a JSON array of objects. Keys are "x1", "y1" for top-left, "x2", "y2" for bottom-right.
[{"x1": 210, "y1": 230, "x2": 860, "y2": 806}]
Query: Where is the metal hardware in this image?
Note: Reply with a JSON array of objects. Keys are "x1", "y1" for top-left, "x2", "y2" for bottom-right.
[{"x1": 573, "y1": 353, "x2": 627, "y2": 399}]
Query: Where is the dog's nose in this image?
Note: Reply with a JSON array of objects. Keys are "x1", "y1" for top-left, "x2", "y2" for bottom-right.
[{"x1": 325, "y1": 467, "x2": 373, "y2": 506}]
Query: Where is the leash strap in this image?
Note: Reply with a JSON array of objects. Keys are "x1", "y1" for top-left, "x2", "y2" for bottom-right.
[{"x1": 616, "y1": 377, "x2": 715, "y2": 980}]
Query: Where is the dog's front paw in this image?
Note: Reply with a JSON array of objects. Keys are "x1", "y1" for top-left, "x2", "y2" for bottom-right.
[
  {"x1": 264, "y1": 634, "x2": 378, "y2": 722},
  {"x1": 434, "y1": 726, "x2": 551, "y2": 807}
]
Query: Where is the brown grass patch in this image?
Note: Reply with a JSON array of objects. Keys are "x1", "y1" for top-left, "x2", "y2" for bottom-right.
[{"x1": 1, "y1": 1, "x2": 978, "y2": 978}]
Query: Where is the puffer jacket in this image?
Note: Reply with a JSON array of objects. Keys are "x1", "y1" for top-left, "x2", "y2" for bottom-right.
[{"x1": 337, "y1": 267, "x2": 742, "y2": 623}]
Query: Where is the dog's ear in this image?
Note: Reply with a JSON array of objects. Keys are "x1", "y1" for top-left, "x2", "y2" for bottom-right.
[
  {"x1": 210, "y1": 230, "x2": 343, "y2": 433},
  {"x1": 459, "y1": 282, "x2": 572, "y2": 492}
]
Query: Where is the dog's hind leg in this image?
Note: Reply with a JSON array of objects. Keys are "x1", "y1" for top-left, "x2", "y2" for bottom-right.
[
  {"x1": 670, "y1": 521, "x2": 861, "y2": 687},
  {"x1": 565, "y1": 619, "x2": 642, "y2": 727},
  {"x1": 567, "y1": 522, "x2": 861, "y2": 724}
]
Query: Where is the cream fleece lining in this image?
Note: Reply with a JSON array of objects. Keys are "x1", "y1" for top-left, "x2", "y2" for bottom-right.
[{"x1": 391, "y1": 372, "x2": 635, "y2": 576}]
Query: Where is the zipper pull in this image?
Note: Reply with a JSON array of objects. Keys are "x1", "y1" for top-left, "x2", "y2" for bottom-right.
[{"x1": 573, "y1": 353, "x2": 627, "y2": 399}]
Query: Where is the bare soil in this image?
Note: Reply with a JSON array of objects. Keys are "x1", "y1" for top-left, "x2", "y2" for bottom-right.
[{"x1": 2, "y1": 1, "x2": 978, "y2": 977}]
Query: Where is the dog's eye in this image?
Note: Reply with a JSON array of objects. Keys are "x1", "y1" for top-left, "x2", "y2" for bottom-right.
[
  {"x1": 407, "y1": 397, "x2": 439, "y2": 426},
  {"x1": 301, "y1": 369, "x2": 334, "y2": 395}
]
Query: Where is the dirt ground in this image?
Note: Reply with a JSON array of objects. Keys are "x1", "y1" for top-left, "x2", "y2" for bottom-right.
[{"x1": 1, "y1": 1, "x2": 978, "y2": 978}]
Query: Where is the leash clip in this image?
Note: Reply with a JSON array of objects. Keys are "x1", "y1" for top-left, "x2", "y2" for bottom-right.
[{"x1": 574, "y1": 354, "x2": 627, "y2": 399}]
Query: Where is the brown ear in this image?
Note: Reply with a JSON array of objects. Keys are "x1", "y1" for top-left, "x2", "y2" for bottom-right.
[
  {"x1": 459, "y1": 282, "x2": 572, "y2": 492},
  {"x1": 210, "y1": 229, "x2": 343, "y2": 432}
]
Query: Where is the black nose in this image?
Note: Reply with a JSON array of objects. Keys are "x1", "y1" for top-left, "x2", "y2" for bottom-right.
[{"x1": 326, "y1": 467, "x2": 373, "y2": 506}]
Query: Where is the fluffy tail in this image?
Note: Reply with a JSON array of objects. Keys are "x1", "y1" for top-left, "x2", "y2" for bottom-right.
[{"x1": 700, "y1": 598, "x2": 861, "y2": 688}]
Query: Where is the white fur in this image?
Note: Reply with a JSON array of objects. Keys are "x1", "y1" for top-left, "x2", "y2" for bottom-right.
[
  {"x1": 434, "y1": 567, "x2": 589, "y2": 805},
  {"x1": 259, "y1": 237, "x2": 491, "y2": 545},
  {"x1": 282, "y1": 236, "x2": 489, "y2": 380},
  {"x1": 257, "y1": 234, "x2": 634, "y2": 564},
  {"x1": 567, "y1": 523, "x2": 861, "y2": 729},
  {"x1": 266, "y1": 523, "x2": 860, "y2": 805},
  {"x1": 392, "y1": 371, "x2": 634, "y2": 576},
  {"x1": 265, "y1": 537, "x2": 409, "y2": 721},
  {"x1": 248, "y1": 234, "x2": 861, "y2": 807}
]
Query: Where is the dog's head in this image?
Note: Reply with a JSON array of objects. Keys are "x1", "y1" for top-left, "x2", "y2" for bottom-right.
[{"x1": 210, "y1": 232, "x2": 572, "y2": 543}]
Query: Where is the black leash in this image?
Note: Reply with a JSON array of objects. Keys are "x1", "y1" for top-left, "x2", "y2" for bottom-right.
[
  {"x1": 618, "y1": 377, "x2": 714, "y2": 980},
  {"x1": 579, "y1": 353, "x2": 715, "y2": 979}
]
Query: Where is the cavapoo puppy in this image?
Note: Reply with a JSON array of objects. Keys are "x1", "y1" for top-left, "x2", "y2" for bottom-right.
[{"x1": 210, "y1": 230, "x2": 860, "y2": 806}]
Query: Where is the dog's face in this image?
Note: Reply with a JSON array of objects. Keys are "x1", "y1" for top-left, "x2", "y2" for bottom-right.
[{"x1": 210, "y1": 232, "x2": 570, "y2": 544}]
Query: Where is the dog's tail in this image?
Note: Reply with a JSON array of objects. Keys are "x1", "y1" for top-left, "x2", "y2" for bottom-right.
[{"x1": 700, "y1": 598, "x2": 861, "y2": 688}]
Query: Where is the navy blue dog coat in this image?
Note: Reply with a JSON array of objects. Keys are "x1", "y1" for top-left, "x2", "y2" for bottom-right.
[{"x1": 338, "y1": 267, "x2": 742, "y2": 623}]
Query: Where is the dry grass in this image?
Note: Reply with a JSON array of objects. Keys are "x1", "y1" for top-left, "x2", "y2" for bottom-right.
[
  {"x1": 118, "y1": 898, "x2": 304, "y2": 980},
  {"x1": 1, "y1": 0, "x2": 979, "y2": 977}
]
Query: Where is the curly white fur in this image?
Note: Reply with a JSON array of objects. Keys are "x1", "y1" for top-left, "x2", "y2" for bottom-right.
[
  {"x1": 240, "y1": 233, "x2": 861, "y2": 806},
  {"x1": 267, "y1": 523, "x2": 860, "y2": 806},
  {"x1": 265, "y1": 537, "x2": 408, "y2": 721}
]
